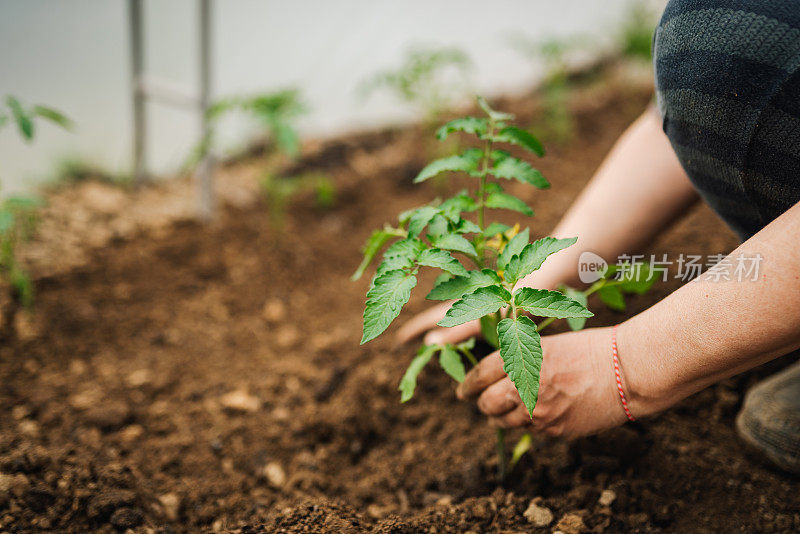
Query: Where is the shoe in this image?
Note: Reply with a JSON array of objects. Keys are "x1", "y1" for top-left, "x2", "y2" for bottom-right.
[{"x1": 736, "y1": 360, "x2": 800, "y2": 475}]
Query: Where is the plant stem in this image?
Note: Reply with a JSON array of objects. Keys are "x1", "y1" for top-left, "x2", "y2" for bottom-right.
[
  {"x1": 475, "y1": 119, "x2": 495, "y2": 256},
  {"x1": 496, "y1": 427, "x2": 507, "y2": 480},
  {"x1": 536, "y1": 316, "x2": 555, "y2": 332},
  {"x1": 461, "y1": 347, "x2": 479, "y2": 367}
]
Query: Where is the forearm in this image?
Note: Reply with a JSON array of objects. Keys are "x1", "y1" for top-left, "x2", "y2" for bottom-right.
[
  {"x1": 521, "y1": 108, "x2": 699, "y2": 290},
  {"x1": 621, "y1": 201, "x2": 800, "y2": 416}
]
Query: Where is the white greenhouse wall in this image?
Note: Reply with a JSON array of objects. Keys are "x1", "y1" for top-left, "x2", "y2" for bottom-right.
[{"x1": 0, "y1": 0, "x2": 661, "y2": 193}]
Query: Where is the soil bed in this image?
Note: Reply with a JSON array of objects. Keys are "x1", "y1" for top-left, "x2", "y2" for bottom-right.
[{"x1": 1, "y1": 64, "x2": 798, "y2": 533}]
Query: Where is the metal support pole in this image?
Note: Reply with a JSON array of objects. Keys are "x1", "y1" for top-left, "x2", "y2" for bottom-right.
[
  {"x1": 196, "y1": 0, "x2": 215, "y2": 220},
  {"x1": 129, "y1": 0, "x2": 147, "y2": 185}
]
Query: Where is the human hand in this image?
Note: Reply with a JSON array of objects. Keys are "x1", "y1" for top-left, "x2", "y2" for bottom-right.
[{"x1": 456, "y1": 326, "x2": 629, "y2": 438}]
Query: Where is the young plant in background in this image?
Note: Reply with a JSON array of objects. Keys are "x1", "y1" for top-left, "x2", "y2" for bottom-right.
[
  {"x1": 353, "y1": 96, "x2": 593, "y2": 478},
  {"x1": 0, "y1": 96, "x2": 71, "y2": 335},
  {"x1": 618, "y1": 0, "x2": 657, "y2": 61},
  {"x1": 508, "y1": 34, "x2": 587, "y2": 144},
  {"x1": 360, "y1": 47, "x2": 472, "y2": 128},
  {"x1": 197, "y1": 88, "x2": 336, "y2": 228}
]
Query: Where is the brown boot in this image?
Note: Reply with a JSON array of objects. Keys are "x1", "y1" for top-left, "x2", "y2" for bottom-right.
[{"x1": 736, "y1": 360, "x2": 800, "y2": 475}]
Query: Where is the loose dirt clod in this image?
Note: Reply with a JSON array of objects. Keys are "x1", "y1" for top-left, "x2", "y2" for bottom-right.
[
  {"x1": 219, "y1": 389, "x2": 261, "y2": 412},
  {"x1": 523, "y1": 499, "x2": 553, "y2": 526},
  {"x1": 598, "y1": 488, "x2": 616, "y2": 507},
  {"x1": 159, "y1": 492, "x2": 182, "y2": 521},
  {"x1": 555, "y1": 511, "x2": 587, "y2": 534},
  {"x1": 263, "y1": 461, "x2": 287, "y2": 488}
]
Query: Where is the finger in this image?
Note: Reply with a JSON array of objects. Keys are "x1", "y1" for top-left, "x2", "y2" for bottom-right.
[
  {"x1": 489, "y1": 404, "x2": 533, "y2": 429},
  {"x1": 395, "y1": 302, "x2": 452, "y2": 345},
  {"x1": 456, "y1": 351, "x2": 506, "y2": 400},
  {"x1": 476, "y1": 379, "x2": 521, "y2": 416},
  {"x1": 423, "y1": 320, "x2": 481, "y2": 346}
]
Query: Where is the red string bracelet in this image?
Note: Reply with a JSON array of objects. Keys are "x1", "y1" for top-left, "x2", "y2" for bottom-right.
[{"x1": 611, "y1": 324, "x2": 636, "y2": 422}]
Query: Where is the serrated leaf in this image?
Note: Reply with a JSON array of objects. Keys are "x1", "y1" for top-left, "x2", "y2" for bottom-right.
[
  {"x1": 598, "y1": 284, "x2": 626, "y2": 311},
  {"x1": 352, "y1": 229, "x2": 396, "y2": 281},
  {"x1": 491, "y1": 152, "x2": 549, "y2": 189},
  {"x1": 504, "y1": 236, "x2": 577, "y2": 285},
  {"x1": 453, "y1": 218, "x2": 481, "y2": 235},
  {"x1": 374, "y1": 254, "x2": 415, "y2": 278},
  {"x1": 497, "y1": 227, "x2": 530, "y2": 269},
  {"x1": 439, "y1": 192, "x2": 478, "y2": 220},
  {"x1": 436, "y1": 117, "x2": 488, "y2": 140},
  {"x1": 477, "y1": 96, "x2": 514, "y2": 121},
  {"x1": 361, "y1": 270, "x2": 417, "y2": 344},
  {"x1": 439, "y1": 345, "x2": 466, "y2": 382},
  {"x1": 399, "y1": 345, "x2": 437, "y2": 402},
  {"x1": 32, "y1": 105, "x2": 73, "y2": 130},
  {"x1": 513, "y1": 287, "x2": 593, "y2": 319},
  {"x1": 384, "y1": 237, "x2": 425, "y2": 259},
  {"x1": 426, "y1": 269, "x2": 502, "y2": 300},
  {"x1": 485, "y1": 192, "x2": 534, "y2": 216},
  {"x1": 438, "y1": 285, "x2": 511, "y2": 327},
  {"x1": 413, "y1": 149, "x2": 482, "y2": 183},
  {"x1": 407, "y1": 206, "x2": 439, "y2": 237},
  {"x1": 480, "y1": 313, "x2": 501, "y2": 349},
  {"x1": 483, "y1": 222, "x2": 511, "y2": 237},
  {"x1": 492, "y1": 126, "x2": 545, "y2": 156},
  {"x1": 563, "y1": 287, "x2": 589, "y2": 331},
  {"x1": 7, "y1": 96, "x2": 33, "y2": 140},
  {"x1": 427, "y1": 214, "x2": 449, "y2": 237},
  {"x1": 417, "y1": 248, "x2": 468, "y2": 276},
  {"x1": 429, "y1": 233, "x2": 477, "y2": 257},
  {"x1": 498, "y1": 316, "x2": 542, "y2": 416}
]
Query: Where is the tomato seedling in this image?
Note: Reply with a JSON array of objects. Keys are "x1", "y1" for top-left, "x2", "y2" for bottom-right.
[{"x1": 353, "y1": 96, "x2": 596, "y2": 476}]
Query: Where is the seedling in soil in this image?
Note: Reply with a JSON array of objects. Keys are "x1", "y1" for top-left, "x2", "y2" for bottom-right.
[
  {"x1": 360, "y1": 47, "x2": 472, "y2": 127},
  {"x1": 353, "y1": 96, "x2": 593, "y2": 478},
  {"x1": 198, "y1": 89, "x2": 335, "y2": 228},
  {"x1": 0, "y1": 96, "x2": 71, "y2": 336}
]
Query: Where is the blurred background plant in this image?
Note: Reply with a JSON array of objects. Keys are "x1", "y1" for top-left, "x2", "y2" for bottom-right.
[
  {"x1": 618, "y1": 0, "x2": 657, "y2": 61},
  {"x1": 359, "y1": 46, "x2": 472, "y2": 129},
  {"x1": 0, "y1": 95, "x2": 70, "y2": 335},
  {"x1": 508, "y1": 34, "x2": 589, "y2": 145}
]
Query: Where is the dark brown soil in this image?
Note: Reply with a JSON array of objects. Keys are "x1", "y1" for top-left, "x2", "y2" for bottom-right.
[{"x1": 1, "y1": 65, "x2": 798, "y2": 533}]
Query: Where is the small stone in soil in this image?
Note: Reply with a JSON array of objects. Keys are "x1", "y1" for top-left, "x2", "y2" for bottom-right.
[
  {"x1": 159, "y1": 492, "x2": 181, "y2": 521},
  {"x1": 84, "y1": 401, "x2": 132, "y2": 430},
  {"x1": 598, "y1": 489, "x2": 617, "y2": 507},
  {"x1": 219, "y1": 389, "x2": 261, "y2": 412},
  {"x1": 263, "y1": 462, "x2": 286, "y2": 487},
  {"x1": 523, "y1": 500, "x2": 553, "y2": 527}
]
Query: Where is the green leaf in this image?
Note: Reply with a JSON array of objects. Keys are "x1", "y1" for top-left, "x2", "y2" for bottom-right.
[
  {"x1": 407, "y1": 206, "x2": 439, "y2": 237},
  {"x1": 413, "y1": 149, "x2": 482, "y2": 183},
  {"x1": 352, "y1": 229, "x2": 396, "y2": 281},
  {"x1": 427, "y1": 214, "x2": 449, "y2": 237},
  {"x1": 417, "y1": 248, "x2": 468, "y2": 277},
  {"x1": 617, "y1": 262, "x2": 658, "y2": 294},
  {"x1": 496, "y1": 228, "x2": 530, "y2": 269},
  {"x1": 374, "y1": 254, "x2": 414, "y2": 278},
  {"x1": 509, "y1": 433, "x2": 533, "y2": 470},
  {"x1": 498, "y1": 316, "x2": 542, "y2": 416},
  {"x1": 429, "y1": 233, "x2": 477, "y2": 257},
  {"x1": 598, "y1": 284, "x2": 626, "y2": 311},
  {"x1": 491, "y1": 152, "x2": 550, "y2": 189},
  {"x1": 563, "y1": 287, "x2": 589, "y2": 331},
  {"x1": 32, "y1": 105, "x2": 73, "y2": 130},
  {"x1": 361, "y1": 270, "x2": 417, "y2": 344},
  {"x1": 426, "y1": 269, "x2": 502, "y2": 300},
  {"x1": 452, "y1": 218, "x2": 481, "y2": 235},
  {"x1": 439, "y1": 345, "x2": 466, "y2": 382},
  {"x1": 436, "y1": 117, "x2": 488, "y2": 140},
  {"x1": 504, "y1": 236, "x2": 577, "y2": 285},
  {"x1": 477, "y1": 96, "x2": 514, "y2": 121},
  {"x1": 399, "y1": 345, "x2": 437, "y2": 402},
  {"x1": 485, "y1": 191, "x2": 534, "y2": 216},
  {"x1": 384, "y1": 237, "x2": 425, "y2": 259},
  {"x1": 7, "y1": 96, "x2": 33, "y2": 140},
  {"x1": 513, "y1": 288, "x2": 593, "y2": 319},
  {"x1": 439, "y1": 192, "x2": 478, "y2": 219},
  {"x1": 438, "y1": 285, "x2": 511, "y2": 327},
  {"x1": 483, "y1": 222, "x2": 511, "y2": 237},
  {"x1": 492, "y1": 126, "x2": 545, "y2": 156},
  {"x1": 480, "y1": 313, "x2": 500, "y2": 349}
]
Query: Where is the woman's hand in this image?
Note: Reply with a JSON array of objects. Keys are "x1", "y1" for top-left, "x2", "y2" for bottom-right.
[
  {"x1": 456, "y1": 326, "x2": 629, "y2": 439},
  {"x1": 395, "y1": 300, "x2": 483, "y2": 346}
]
